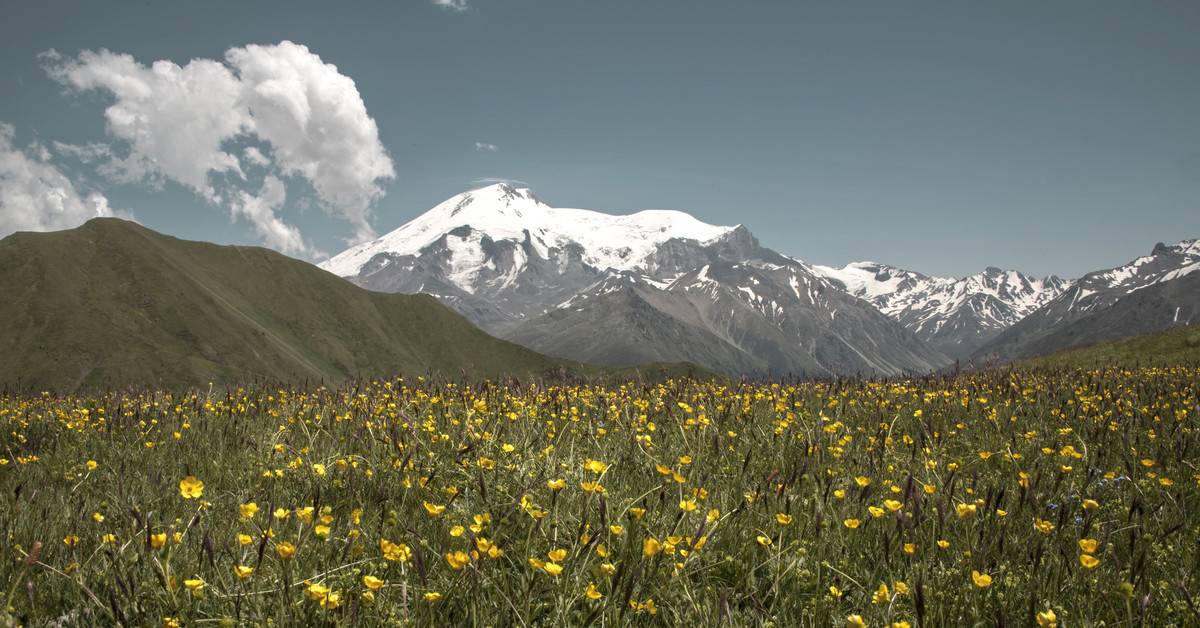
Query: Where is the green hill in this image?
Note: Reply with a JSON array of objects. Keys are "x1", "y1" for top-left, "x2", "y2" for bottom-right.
[
  {"x1": 1007, "y1": 323, "x2": 1200, "y2": 371},
  {"x1": 0, "y1": 219, "x2": 714, "y2": 392}
]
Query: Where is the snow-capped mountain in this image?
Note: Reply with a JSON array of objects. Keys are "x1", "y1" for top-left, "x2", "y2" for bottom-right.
[
  {"x1": 321, "y1": 183, "x2": 949, "y2": 376},
  {"x1": 810, "y1": 262, "x2": 1068, "y2": 359},
  {"x1": 320, "y1": 183, "x2": 738, "y2": 331},
  {"x1": 973, "y1": 239, "x2": 1200, "y2": 363}
]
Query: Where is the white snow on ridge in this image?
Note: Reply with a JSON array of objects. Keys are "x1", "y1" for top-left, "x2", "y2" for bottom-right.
[
  {"x1": 321, "y1": 183, "x2": 736, "y2": 278},
  {"x1": 808, "y1": 260, "x2": 1070, "y2": 336}
]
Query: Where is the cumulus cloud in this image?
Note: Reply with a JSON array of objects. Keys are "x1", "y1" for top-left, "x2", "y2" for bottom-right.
[
  {"x1": 474, "y1": 142, "x2": 498, "y2": 152},
  {"x1": 434, "y1": 0, "x2": 470, "y2": 12},
  {"x1": 42, "y1": 41, "x2": 395, "y2": 254},
  {"x1": 0, "y1": 122, "x2": 125, "y2": 237},
  {"x1": 229, "y1": 175, "x2": 308, "y2": 256}
]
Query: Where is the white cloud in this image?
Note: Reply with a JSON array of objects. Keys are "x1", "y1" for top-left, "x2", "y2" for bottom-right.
[
  {"x1": 0, "y1": 122, "x2": 126, "y2": 237},
  {"x1": 434, "y1": 0, "x2": 470, "y2": 12},
  {"x1": 42, "y1": 41, "x2": 395, "y2": 253},
  {"x1": 229, "y1": 175, "x2": 310, "y2": 256},
  {"x1": 475, "y1": 142, "x2": 498, "y2": 152},
  {"x1": 242, "y1": 146, "x2": 271, "y2": 168}
]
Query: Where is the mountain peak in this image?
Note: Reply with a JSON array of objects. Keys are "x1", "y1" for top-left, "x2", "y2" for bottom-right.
[{"x1": 320, "y1": 184, "x2": 737, "y2": 283}]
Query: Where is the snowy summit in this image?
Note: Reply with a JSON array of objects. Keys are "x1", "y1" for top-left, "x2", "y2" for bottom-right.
[{"x1": 321, "y1": 183, "x2": 735, "y2": 281}]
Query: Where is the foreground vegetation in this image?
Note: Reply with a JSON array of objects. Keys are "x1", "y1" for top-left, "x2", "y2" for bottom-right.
[{"x1": 2, "y1": 364, "x2": 1198, "y2": 626}]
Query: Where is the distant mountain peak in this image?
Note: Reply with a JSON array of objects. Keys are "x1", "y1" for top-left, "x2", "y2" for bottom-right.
[
  {"x1": 320, "y1": 183, "x2": 738, "y2": 283},
  {"x1": 810, "y1": 261, "x2": 1067, "y2": 359}
]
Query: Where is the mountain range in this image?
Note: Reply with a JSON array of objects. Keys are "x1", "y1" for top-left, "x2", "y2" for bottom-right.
[
  {"x1": 0, "y1": 218, "x2": 710, "y2": 391},
  {"x1": 322, "y1": 183, "x2": 1198, "y2": 376},
  {"x1": 971, "y1": 239, "x2": 1200, "y2": 364},
  {"x1": 323, "y1": 184, "x2": 947, "y2": 377}
]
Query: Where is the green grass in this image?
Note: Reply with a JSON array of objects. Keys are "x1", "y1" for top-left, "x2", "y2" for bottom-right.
[
  {"x1": 2, "y1": 365, "x2": 1198, "y2": 626},
  {"x1": 1009, "y1": 324, "x2": 1200, "y2": 371}
]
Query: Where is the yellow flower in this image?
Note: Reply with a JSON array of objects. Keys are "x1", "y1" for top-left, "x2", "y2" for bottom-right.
[
  {"x1": 884, "y1": 500, "x2": 903, "y2": 512},
  {"x1": 585, "y1": 581, "x2": 603, "y2": 599},
  {"x1": 601, "y1": 563, "x2": 616, "y2": 575},
  {"x1": 1079, "y1": 554, "x2": 1100, "y2": 569},
  {"x1": 449, "y1": 525, "x2": 464, "y2": 537},
  {"x1": 314, "y1": 525, "x2": 330, "y2": 539},
  {"x1": 869, "y1": 506, "x2": 886, "y2": 518},
  {"x1": 86, "y1": 460, "x2": 98, "y2": 471},
  {"x1": 445, "y1": 550, "x2": 470, "y2": 570},
  {"x1": 151, "y1": 533, "x2": 167, "y2": 549},
  {"x1": 679, "y1": 455, "x2": 692, "y2": 464},
  {"x1": 1034, "y1": 519, "x2": 1055, "y2": 534},
  {"x1": 894, "y1": 581, "x2": 908, "y2": 595},
  {"x1": 1036, "y1": 609, "x2": 1058, "y2": 626},
  {"x1": 872, "y1": 583, "x2": 890, "y2": 603},
  {"x1": 423, "y1": 502, "x2": 446, "y2": 516},
  {"x1": 904, "y1": 543, "x2": 916, "y2": 555},
  {"x1": 547, "y1": 479, "x2": 565, "y2": 490},
  {"x1": 756, "y1": 535, "x2": 773, "y2": 546},
  {"x1": 679, "y1": 499, "x2": 698, "y2": 512},
  {"x1": 610, "y1": 525, "x2": 624, "y2": 535},
  {"x1": 318, "y1": 591, "x2": 342, "y2": 608},
  {"x1": 829, "y1": 585, "x2": 842, "y2": 597},
  {"x1": 424, "y1": 591, "x2": 442, "y2": 602},
  {"x1": 643, "y1": 538, "x2": 662, "y2": 557},
  {"x1": 183, "y1": 578, "x2": 204, "y2": 591},
  {"x1": 103, "y1": 533, "x2": 118, "y2": 546},
  {"x1": 776, "y1": 514, "x2": 793, "y2": 525},
  {"x1": 239, "y1": 503, "x2": 259, "y2": 518},
  {"x1": 63, "y1": 535, "x2": 79, "y2": 548},
  {"x1": 1079, "y1": 538, "x2": 1098, "y2": 554},
  {"x1": 274, "y1": 508, "x2": 290, "y2": 519},
  {"x1": 363, "y1": 575, "x2": 384, "y2": 590},
  {"x1": 937, "y1": 539, "x2": 950, "y2": 549},
  {"x1": 312, "y1": 463, "x2": 326, "y2": 476},
  {"x1": 548, "y1": 548, "x2": 567, "y2": 562},
  {"x1": 656, "y1": 464, "x2": 672, "y2": 475},
  {"x1": 93, "y1": 513, "x2": 104, "y2": 523},
  {"x1": 361, "y1": 590, "x2": 375, "y2": 607},
  {"x1": 855, "y1": 476, "x2": 871, "y2": 488},
  {"x1": 844, "y1": 519, "x2": 861, "y2": 529},
  {"x1": 1082, "y1": 499, "x2": 1099, "y2": 511},
  {"x1": 544, "y1": 562, "x2": 563, "y2": 575},
  {"x1": 234, "y1": 565, "x2": 253, "y2": 579},
  {"x1": 846, "y1": 615, "x2": 865, "y2": 628},
  {"x1": 584, "y1": 459, "x2": 608, "y2": 473},
  {"x1": 956, "y1": 503, "x2": 977, "y2": 519},
  {"x1": 277, "y1": 542, "x2": 297, "y2": 561},
  {"x1": 179, "y1": 476, "x2": 204, "y2": 499},
  {"x1": 581, "y1": 481, "x2": 606, "y2": 494},
  {"x1": 237, "y1": 533, "x2": 253, "y2": 546},
  {"x1": 972, "y1": 571, "x2": 992, "y2": 588},
  {"x1": 706, "y1": 509, "x2": 720, "y2": 523}
]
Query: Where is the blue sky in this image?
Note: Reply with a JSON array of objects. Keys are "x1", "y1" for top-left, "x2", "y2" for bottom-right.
[{"x1": 1, "y1": 0, "x2": 1197, "y2": 279}]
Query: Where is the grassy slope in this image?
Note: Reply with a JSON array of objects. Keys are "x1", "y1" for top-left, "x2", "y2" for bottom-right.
[
  {"x1": 0, "y1": 219, "x2": 714, "y2": 391},
  {"x1": 1007, "y1": 323, "x2": 1200, "y2": 371}
]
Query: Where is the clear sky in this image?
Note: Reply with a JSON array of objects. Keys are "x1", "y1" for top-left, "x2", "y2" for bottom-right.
[{"x1": 1, "y1": 0, "x2": 1197, "y2": 280}]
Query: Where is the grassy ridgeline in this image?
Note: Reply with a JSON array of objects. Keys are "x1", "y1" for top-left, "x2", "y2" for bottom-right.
[
  {"x1": 1010, "y1": 324, "x2": 1200, "y2": 371},
  {"x1": 1, "y1": 364, "x2": 1197, "y2": 626},
  {"x1": 0, "y1": 218, "x2": 717, "y2": 393}
]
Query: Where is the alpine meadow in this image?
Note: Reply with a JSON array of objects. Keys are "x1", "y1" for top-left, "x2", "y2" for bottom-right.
[{"x1": 3, "y1": 2, "x2": 1200, "y2": 627}]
